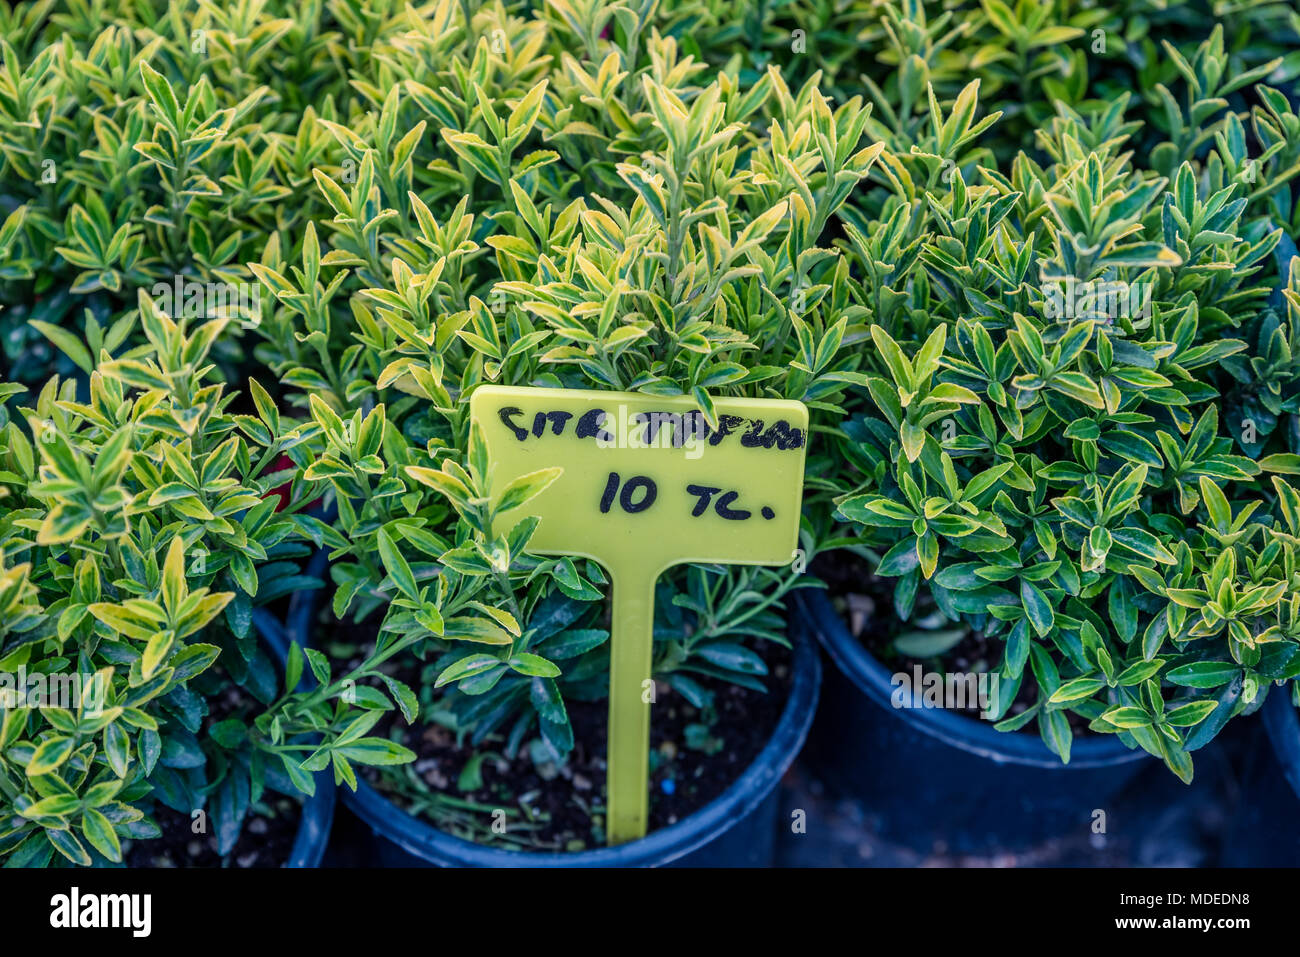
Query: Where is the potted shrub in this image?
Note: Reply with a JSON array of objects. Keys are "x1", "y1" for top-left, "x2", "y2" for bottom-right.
[
  {"x1": 296, "y1": 419, "x2": 823, "y2": 864},
  {"x1": 240, "y1": 3, "x2": 895, "y2": 863},
  {"x1": 0, "y1": 301, "x2": 413, "y2": 867},
  {"x1": 801, "y1": 29, "x2": 1300, "y2": 852},
  {"x1": 279, "y1": 394, "x2": 826, "y2": 867}
]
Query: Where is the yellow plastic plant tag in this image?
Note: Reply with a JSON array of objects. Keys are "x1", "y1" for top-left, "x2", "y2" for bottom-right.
[{"x1": 469, "y1": 385, "x2": 809, "y2": 845}]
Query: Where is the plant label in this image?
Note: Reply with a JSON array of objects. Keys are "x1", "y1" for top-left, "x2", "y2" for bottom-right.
[{"x1": 470, "y1": 385, "x2": 809, "y2": 844}]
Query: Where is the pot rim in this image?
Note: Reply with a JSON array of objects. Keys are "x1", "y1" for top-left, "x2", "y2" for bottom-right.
[{"x1": 797, "y1": 584, "x2": 1149, "y2": 770}]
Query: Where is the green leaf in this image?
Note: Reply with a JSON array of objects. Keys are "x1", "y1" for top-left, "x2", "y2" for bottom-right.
[
  {"x1": 893, "y1": 628, "x2": 966, "y2": 657},
  {"x1": 161, "y1": 536, "x2": 186, "y2": 617},
  {"x1": 335, "y1": 738, "x2": 416, "y2": 767},
  {"x1": 377, "y1": 528, "x2": 420, "y2": 601},
  {"x1": 539, "y1": 628, "x2": 609, "y2": 659},
  {"x1": 47, "y1": 828, "x2": 92, "y2": 867},
  {"x1": 141, "y1": 629, "x2": 174, "y2": 678},
  {"x1": 27, "y1": 736, "x2": 75, "y2": 776},
  {"x1": 1166, "y1": 661, "x2": 1239, "y2": 688},
  {"x1": 435, "y1": 654, "x2": 503, "y2": 688},
  {"x1": 507, "y1": 653, "x2": 561, "y2": 678},
  {"x1": 695, "y1": 643, "x2": 767, "y2": 675},
  {"x1": 30, "y1": 320, "x2": 94, "y2": 373},
  {"x1": 507, "y1": 79, "x2": 548, "y2": 140},
  {"x1": 1048, "y1": 676, "x2": 1107, "y2": 704},
  {"x1": 1100, "y1": 706, "x2": 1153, "y2": 729},
  {"x1": 494, "y1": 467, "x2": 562, "y2": 515},
  {"x1": 139, "y1": 61, "x2": 181, "y2": 130},
  {"x1": 1259, "y1": 454, "x2": 1300, "y2": 474},
  {"x1": 1020, "y1": 578, "x2": 1054, "y2": 637},
  {"x1": 81, "y1": 808, "x2": 122, "y2": 862},
  {"x1": 1165, "y1": 700, "x2": 1218, "y2": 727}
]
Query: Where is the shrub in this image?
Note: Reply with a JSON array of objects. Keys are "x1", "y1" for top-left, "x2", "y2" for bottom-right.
[
  {"x1": 0, "y1": 301, "x2": 410, "y2": 865},
  {"x1": 271, "y1": 16, "x2": 883, "y2": 834},
  {"x1": 827, "y1": 30, "x2": 1300, "y2": 780}
]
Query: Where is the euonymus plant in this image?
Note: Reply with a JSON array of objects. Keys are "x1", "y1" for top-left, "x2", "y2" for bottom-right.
[
  {"x1": 268, "y1": 16, "x2": 880, "y2": 832},
  {"x1": 0, "y1": 299, "x2": 413, "y2": 866},
  {"x1": 826, "y1": 28, "x2": 1300, "y2": 780}
]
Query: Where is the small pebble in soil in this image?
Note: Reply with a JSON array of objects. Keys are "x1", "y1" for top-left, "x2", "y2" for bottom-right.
[
  {"x1": 423, "y1": 768, "x2": 449, "y2": 789},
  {"x1": 572, "y1": 774, "x2": 592, "y2": 791},
  {"x1": 248, "y1": 818, "x2": 268, "y2": 835},
  {"x1": 422, "y1": 725, "x2": 452, "y2": 747}
]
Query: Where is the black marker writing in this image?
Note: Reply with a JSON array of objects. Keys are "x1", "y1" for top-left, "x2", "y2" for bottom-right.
[
  {"x1": 713, "y1": 490, "x2": 751, "y2": 520},
  {"x1": 600, "y1": 472, "x2": 658, "y2": 514},
  {"x1": 499, "y1": 406, "x2": 528, "y2": 441},
  {"x1": 498, "y1": 406, "x2": 803, "y2": 451},
  {"x1": 531, "y1": 410, "x2": 573, "y2": 437},
  {"x1": 620, "y1": 476, "x2": 657, "y2": 513},
  {"x1": 686, "y1": 484, "x2": 721, "y2": 517},
  {"x1": 576, "y1": 408, "x2": 612, "y2": 441}
]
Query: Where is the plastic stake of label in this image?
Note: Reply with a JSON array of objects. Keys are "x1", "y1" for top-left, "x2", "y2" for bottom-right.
[{"x1": 469, "y1": 385, "x2": 809, "y2": 844}]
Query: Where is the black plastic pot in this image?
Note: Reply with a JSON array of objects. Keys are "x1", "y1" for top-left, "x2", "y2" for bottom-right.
[
  {"x1": 797, "y1": 587, "x2": 1150, "y2": 855},
  {"x1": 1263, "y1": 686, "x2": 1300, "y2": 802},
  {"x1": 1211, "y1": 688, "x2": 1300, "y2": 866},
  {"x1": 252, "y1": 605, "x2": 337, "y2": 868},
  {"x1": 1258, "y1": 687, "x2": 1300, "y2": 864},
  {"x1": 310, "y1": 582, "x2": 822, "y2": 866}
]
